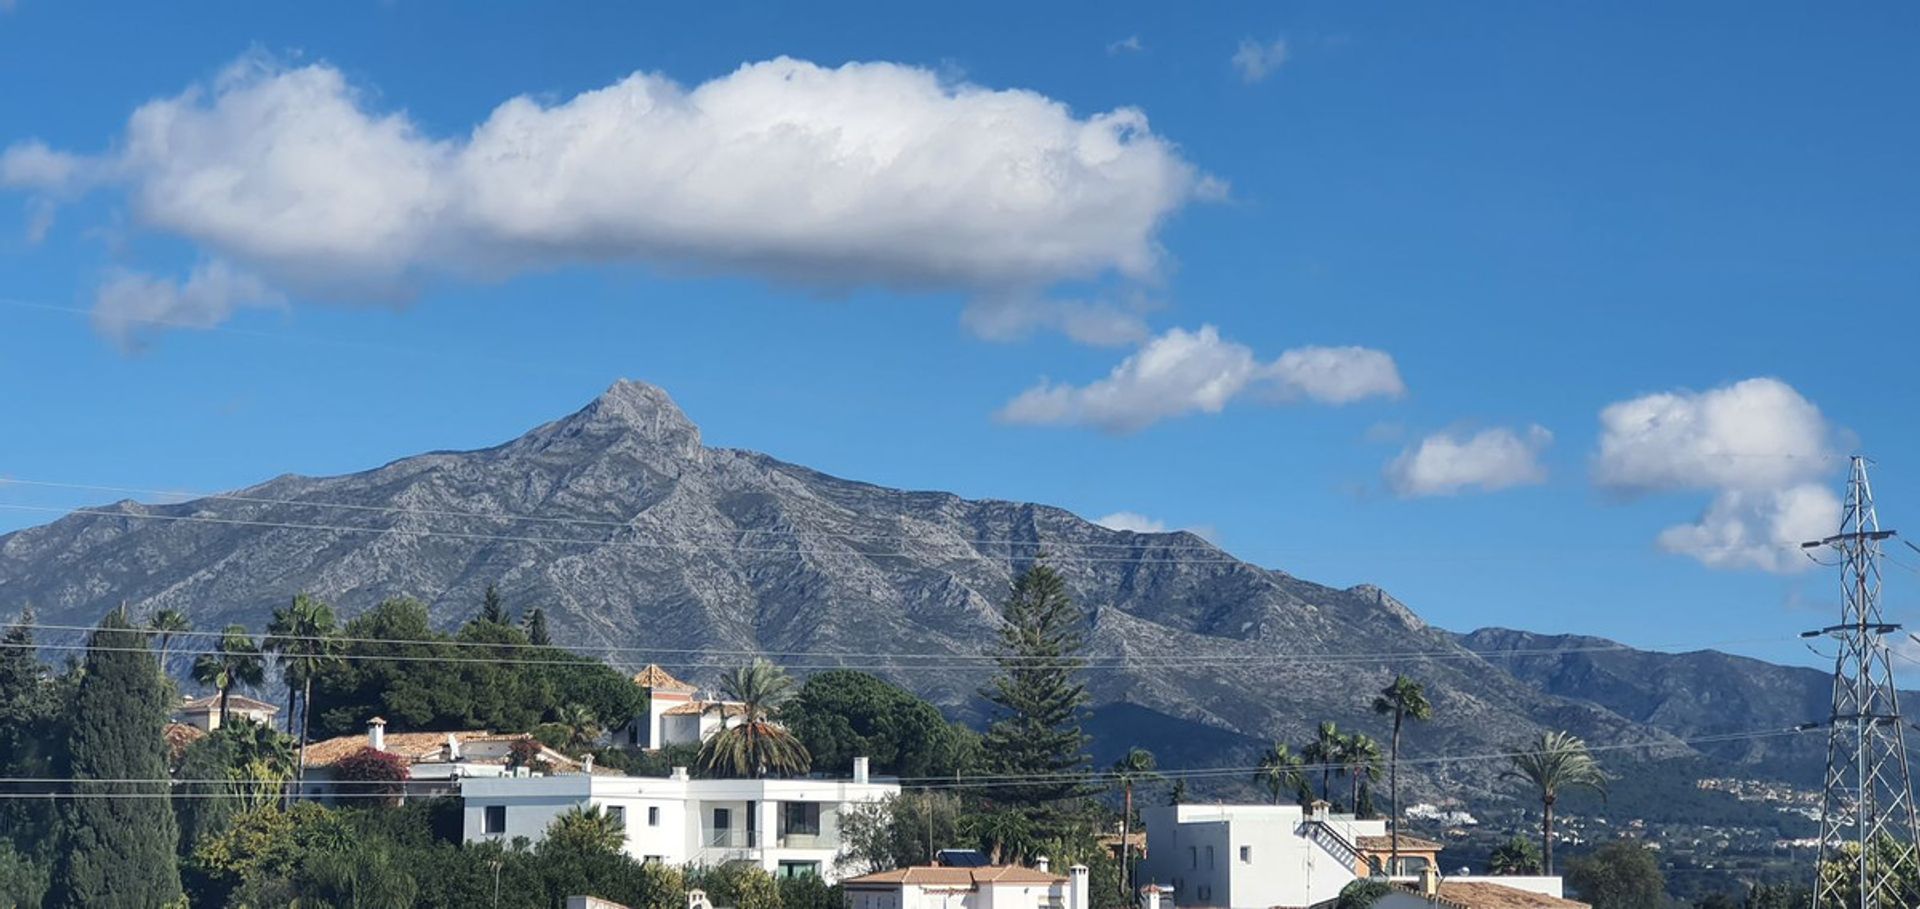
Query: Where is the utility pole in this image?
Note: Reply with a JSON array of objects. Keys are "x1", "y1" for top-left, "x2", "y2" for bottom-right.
[{"x1": 1806, "y1": 457, "x2": 1920, "y2": 908}]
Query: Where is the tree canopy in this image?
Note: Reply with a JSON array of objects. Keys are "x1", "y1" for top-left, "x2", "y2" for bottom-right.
[{"x1": 783, "y1": 669, "x2": 974, "y2": 778}]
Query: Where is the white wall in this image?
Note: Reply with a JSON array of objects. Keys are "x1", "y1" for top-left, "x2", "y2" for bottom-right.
[{"x1": 1138, "y1": 805, "x2": 1371, "y2": 909}]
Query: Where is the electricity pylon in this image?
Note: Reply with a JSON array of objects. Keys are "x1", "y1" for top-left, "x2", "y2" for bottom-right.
[{"x1": 1807, "y1": 457, "x2": 1919, "y2": 908}]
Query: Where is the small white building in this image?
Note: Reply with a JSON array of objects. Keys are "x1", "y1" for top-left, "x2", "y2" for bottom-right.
[
  {"x1": 461, "y1": 756, "x2": 898, "y2": 882},
  {"x1": 841, "y1": 861, "x2": 1088, "y2": 909},
  {"x1": 1364, "y1": 870, "x2": 1588, "y2": 909},
  {"x1": 301, "y1": 717, "x2": 584, "y2": 803},
  {"x1": 172, "y1": 693, "x2": 280, "y2": 732},
  {"x1": 1135, "y1": 803, "x2": 1395, "y2": 909},
  {"x1": 618, "y1": 664, "x2": 747, "y2": 749}
]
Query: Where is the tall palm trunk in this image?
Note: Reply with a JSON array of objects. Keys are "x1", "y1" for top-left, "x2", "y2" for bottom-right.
[
  {"x1": 1119, "y1": 782, "x2": 1133, "y2": 896},
  {"x1": 218, "y1": 683, "x2": 232, "y2": 727},
  {"x1": 296, "y1": 676, "x2": 313, "y2": 793},
  {"x1": 1389, "y1": 712, "x2": 1402, "y2": 871},
  {"x1": 1542, "y1": 795, "x2": 1556, "y2": 874}
]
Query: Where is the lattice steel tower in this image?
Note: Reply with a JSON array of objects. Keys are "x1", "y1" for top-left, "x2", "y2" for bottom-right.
[{"x1": 1808, "y1": 457, "x2": 1919, "y2": 909}]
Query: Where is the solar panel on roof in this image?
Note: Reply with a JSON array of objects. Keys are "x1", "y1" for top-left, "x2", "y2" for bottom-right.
[{"x1": 934, "y1": 849, "x2": 989, "y2": 868}]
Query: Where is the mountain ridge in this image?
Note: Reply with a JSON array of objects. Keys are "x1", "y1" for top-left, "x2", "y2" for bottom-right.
[{"x1": 0, "y1": 380, "x2": 1823, "y2": 795}]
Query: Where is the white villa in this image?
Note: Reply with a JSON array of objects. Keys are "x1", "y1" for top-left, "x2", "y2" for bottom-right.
[
  {"x1": 842, "y1": 860, "x2": 1090, "y2": 909},
  {"x1": 301, "y1": 717, "x2": 584, "y2": 803},
  {"x1": 1137, "y1": 802, "x2": 1570, "y2": 909},
  {"x1": 618, "y1": 664, "x2": 747, "y2": 750},
  {"x1": 460, "y1": 756, "x2": 898, "y2": 882},
  {"x1": 172, "y1": 692, "x2": 280, "y2": 731}
]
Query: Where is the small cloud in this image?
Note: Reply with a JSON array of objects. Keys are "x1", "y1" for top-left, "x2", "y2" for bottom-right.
[
  {"x1": 1385, "y1": 425, "x2": 1552, "y2": 498},
  {"x1": 92, "y1": 261, "x2": 284, "y2": 350},
  {"x1": 1232, "y1": 36, "x2": 1289, "y2": 83},
  {"x1": 997, "y1": 325, "x2": 1403, "y2": 433},
  {"x1": 1094, "y1": 511, "x2": 1219, "y2": 542},
  {"x1": 1107, "y1": 35, "x2": 1145, "y2": 55},
  {"x1": 1096, "y1": 511, "x2": 1167, "y2": 533},
  {"x1": 960, "y1": 295, "x2": 1151, "y2": 347},
  {"x1": 1363, "y1": 421, "x2": 1407, "y2": 444}
]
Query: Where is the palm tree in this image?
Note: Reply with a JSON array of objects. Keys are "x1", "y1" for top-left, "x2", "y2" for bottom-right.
[
  {"x1": 1338, "y1": 733, "x2": 1382, "y2": 816},
  {"x1": 1303, "y1": 721, "x2": 1344, "y2": 806},
  {"x1": 697, "y1": 658, "x2": 810, "y2": 778},
  {"x1": 1372, "y1": 674, "x2": 1433, "y2": 869},
  {"x1": 544, "y1": 804, "x2": 626, "y2": 854},
  {"x1": 263, "y1": 594, "x2": 341, "y2": 790},
  {"x1": 147, "y1": 608, "x2": 191, "y2": 668},
  {"x1": 1110, "y1": 747, "x2": 1160, "y2": 895},
  {"x1": 1254, "y1": 742, "x2": 1310, "y2": 806},
  {"x1": 191, "y1": 624, "x2": 266, "y2": 727},
  {"x1": 1501, "y1": 730, "x2": 1607, "y2": 874},
  {"x1": 556, "y1": 703, "x2": 604, "y2": 754}
]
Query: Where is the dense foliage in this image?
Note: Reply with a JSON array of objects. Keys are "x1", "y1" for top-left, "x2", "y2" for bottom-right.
[
  {"x1": 979, "y1": 563, "x2": 1091, "y2": 841},
  {"x1": 1566, "y1": 839, "x2": 1668, "y2": 909},
  {"x1": 46, "y1": 612, "x2": 184, "y2": 909},
  {"x1": 697, "y1": 659, "x2": 811, "y2": 778},
  {"x1": 305, "y1": 597, "x2": 642, "y2": 738},
  {"x1": 783, "y1": 669, "x2": 977, "y2": 778}
]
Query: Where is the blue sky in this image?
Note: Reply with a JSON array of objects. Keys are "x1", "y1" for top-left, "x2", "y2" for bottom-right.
[{"x1": 2, "y1": 2, "x2": 1918, "y2": 671}]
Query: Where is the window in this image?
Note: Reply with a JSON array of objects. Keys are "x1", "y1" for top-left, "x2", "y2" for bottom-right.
[
  {"x1": 778, "y1": 861, "x2": 821, "y2": 880},
  {"x1": 607, "y1": 806, "x2": 626, "y2": 830},
  {"x1": 648, "y1": 806, "x2": 661, "y2": 827},
  {"x1": 1239, "y1": 845, "x2": 1252, "y2": 863},
  {"x1": 1206, "y1": 846, "x2": 1214, "y2": 869},
  {"x1": 482, "y1": 805, "x2": 506, "y2": 835},
  {"x1": 1198, "y1": 886, "x2": 1212, "y2": 902},
  {"x1": 1188, "y1": 847, "x2": 1197, "y2": 869},
  {"x1": 714, "y1": 808, "x2": 731, "y2": 829},
  {"x1": 781, "y1": 801, "x2": 821, "y2": 837},
  {"x1": 644, "y1": 855, "x2": 665, "y2": 865}
]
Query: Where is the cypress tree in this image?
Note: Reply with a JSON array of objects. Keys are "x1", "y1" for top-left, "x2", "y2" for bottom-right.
[
  {"x1": 979, "y1": 563, "x2": 1091, "y2": 832},
  {"x1": 524, "y1": 607, "x2": 552, "y2": 646},
  {"x1": 47, "y1": 611, "x2": 183, "y2": 908},
  {"x1": 479, "y1": 584, "x2": 510, "y2": 626},
  {"x1": 0, "y1": 609, "x2": 57, "y2": 855}
]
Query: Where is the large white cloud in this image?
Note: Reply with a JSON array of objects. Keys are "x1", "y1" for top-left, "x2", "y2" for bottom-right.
[
  {"x1": 3, "y1": 54, "x2": 1208, "y2": 339},
  {"x1": 1593, "y1": 377, "x2": 1842, "y2": 572},
  {"x1": 1386, "y1": 425, "x2": 1552, "y2": 498},
  {"x1": 997, "y1": 325, "x2": 1403, "y2": 433}
]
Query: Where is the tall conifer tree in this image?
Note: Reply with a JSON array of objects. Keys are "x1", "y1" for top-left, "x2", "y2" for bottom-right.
[
  {"x1": 47, "y1": 611, "x2": 183, "y2": 908},
  {"x1": 980, "y1": 562, "x2": 1090, "y2": 835}
]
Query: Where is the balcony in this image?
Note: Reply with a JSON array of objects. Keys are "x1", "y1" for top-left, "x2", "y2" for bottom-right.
[{"x1": 777, "y1": 830, "x2": 838, "y2": 850}]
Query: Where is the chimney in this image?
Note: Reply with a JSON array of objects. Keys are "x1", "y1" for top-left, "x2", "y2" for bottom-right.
[
  {"x1": 1138, "y1": 884, "x2": 1163, "y2": 909},
  {"x1": 853, "y1": 756, "x2": 870, "y2": 785},
  {"x1": 1069, "y1": 864, "x2": 1088, "y2": 909},
  {"x1": 1036, "y1": 856, "x2": 1050, "y2": 873},
  {"x1": 1420, "y1": 866, "x2": 1440, "y2": 898},
  {"x1": 671, "y1": 766, "x2": 690, "y2": 781},
  {"x1": 1310, "y1": 799, "x2": 1331, "y2": 822},
  {"x1": 445, "y1": 733, "x2": 461, "y2": 761},
  {"x1": 367, "y1": 717, "x2": 387, "y2": 752},
  {"x1": 583, "y1": 753, "x2": 595, "y2": 774}
]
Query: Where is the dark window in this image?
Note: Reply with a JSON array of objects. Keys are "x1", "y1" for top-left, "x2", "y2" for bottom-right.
[
  {"x1": 782, "y1": 802, "x2": 821, "y2": 837},
  {"x1": 648, "y1": 806, "x2": 661, "y2": 826},
  {"x1": 1240, "y1": 845, "x2": 1252, "y2": 863},
  {"x1": 483, "y1": 805, "x2": 506, "y2": 834},
  {"x1": 778, "y1": 861, "x2": 821, "y2": 880},
  {"x1": 608, "y1": 806, "x2": 626, "y2": 830}
]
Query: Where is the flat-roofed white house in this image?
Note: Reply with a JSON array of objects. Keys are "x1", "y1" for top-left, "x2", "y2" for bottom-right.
[
  {"x1": 461, "y1": 757, "x2": 897, "y2": 882},
  {"x1": 618, "y1": 664, "x2": 747, "y2": 749},
  {"x1": 841, "y1": 860, "x2": 1089, "y2": 909},
  {"x1": 172, "y1": 693, "x2": 280, "y2": 732}
]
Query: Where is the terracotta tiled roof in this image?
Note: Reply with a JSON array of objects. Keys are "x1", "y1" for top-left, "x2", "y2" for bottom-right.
[
  {"x1": 163, "y1": 723, "x2": 206, "y2": 762},
  {"x1": 1357, "y1": 834, "x2": 1444, "y2": 852},
  {"x1": 841, "y1": 866, "x2": 1066, "y2": 887},
  {"x1": 662, "y1": 700, "x2": 746, "y2": 717},
  {"x1": 300, "y1": 730, "x2": 581, "y2": 771},
  {"x1": 632, "y1": 664, "x2": 699, "y2": 693},
  {"x1": 178, "y1": 693, "x2": 280, "y2": 714},
  {"x1": 1417, "y1": 881, "x2": 1591, "y2": 909}
]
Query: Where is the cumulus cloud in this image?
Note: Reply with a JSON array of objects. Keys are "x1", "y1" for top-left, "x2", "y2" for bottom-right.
[
  {"x1": 1386, "y1": 425, "x2": 1552, "y2": 498},
  {"x1": 1232, "y1": 37, "x2": 1289, "y2": 83},
  {"x1": 4, "y1": 54, "x2": 1209, "y2": 341},
  {"x1": 1655, "y1": 484, "x2": 1842, "y2": 573},
  {"x1": 92, "y1": 261, "x2": 283, "y2": 349},
  {"x1": 1593, "y1": 377, "x2": 1842, "y2": 572},
  {"x1": 997, "y1": 325, "x2": 1403, "y2": 433}
]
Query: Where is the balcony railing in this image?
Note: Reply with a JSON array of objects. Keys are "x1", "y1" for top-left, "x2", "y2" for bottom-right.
[
  {"x1": 703, "y1": 829, "x2": 762, "y2": 849},
  {"x1": 777, "y1": 831, "x2": 837, "y2": 849}
]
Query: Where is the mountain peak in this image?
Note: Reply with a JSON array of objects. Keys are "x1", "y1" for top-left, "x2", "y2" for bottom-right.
[{"x1": 519, "y1": 379, "x2": 703, "y2": 456}]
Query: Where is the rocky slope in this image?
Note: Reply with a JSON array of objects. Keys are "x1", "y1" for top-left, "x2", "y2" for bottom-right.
[{"x1": 0, "y1": 381, "x2": 1769, "y2": 794}]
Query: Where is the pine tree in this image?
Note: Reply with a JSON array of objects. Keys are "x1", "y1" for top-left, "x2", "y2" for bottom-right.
[
  {"x1": 524, "y1": 607, "x2": 552, "y2": 646},
  {"x1": 0, "y1": 609, "x2": 56, "y2": 856},
  {"x1": 979, "y1": 563, "x2": 1090, "y2": 838},
  {"x1": 47, "y1": 611, "x2": 183, "y2": 908},
  {"x1": 479, "y1": 584, "x2": 510, "y2": 625}
]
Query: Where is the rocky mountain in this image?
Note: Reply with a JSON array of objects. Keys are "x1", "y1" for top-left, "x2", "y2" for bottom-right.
[{"x1": 0, "y1": 380, "x2": 1817, "y2": 795}]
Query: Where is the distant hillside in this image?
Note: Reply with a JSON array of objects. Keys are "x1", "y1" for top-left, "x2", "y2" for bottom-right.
[{"x1": 0, "y1": 380, "x2": 1815, "y2": 796}]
